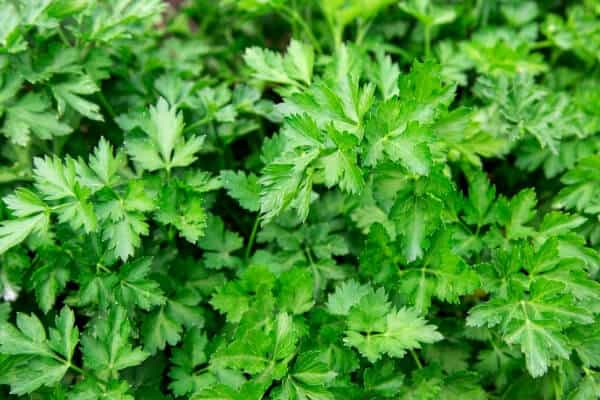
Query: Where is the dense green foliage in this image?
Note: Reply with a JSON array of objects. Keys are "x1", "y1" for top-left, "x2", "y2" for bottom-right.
[{"x1": 1, "y1": 0, "x2": 600, "y2": 398}]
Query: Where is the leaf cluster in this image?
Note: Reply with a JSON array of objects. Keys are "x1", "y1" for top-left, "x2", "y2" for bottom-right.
[{"x1": 1, "y1": 1, "x2": 600, "y2": 399}]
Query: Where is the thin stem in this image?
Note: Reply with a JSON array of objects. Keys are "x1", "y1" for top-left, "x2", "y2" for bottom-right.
[
  {"x1": 424, "y1": 24, "x2": 431, "y2": 58},
  {"x1": 80, "y1": 42, "x2": 94, "y2": 60},
  {"x1": 378, "y1": 44, "x2": 414, "y2": 61},
  {"x1": 193, "y1": 365, "x2": 210, "y2": 376},
  {"x1": 245, "y1": 214, "x2": 261, "y2": 261},
  {"x1": 52, "y1": 136, "x2": 68, "y2": 156},
  {"x1": 184, "y1": 115, "x2": 211, "y2": 133},
  {"x1": 304, "y1": 246, "x2": 315, "y2": 265},
  {"x1": 278, "y1": 6, "x2": 322, "y2": 53},
  {"x1": 68, "y1": 363, "x2": 107, "y2": 390},
  {"x1": 96, "y1": 92, "x2": 117, "y2": 121},
  {"x1": 332, "y1": 23, "x2": 343, "y2": 53},
  {"x1": 0, "y1": 170, "x2": 33, "y2": 184},
  {"x1": 96, "y1": 263, "x2": 111, "y2": 274},
  {"x1": 49, "y1": 352, "x2": 106, "y2": 387},
  {"x1": 67, "y1": 362, "x2": 89, "y2": 378},
  {"x1": 57, "y1": 25, "x2": 72, "y2": 47},
  {"x1": 323, "y1": 13, "x2": 343, "y2": 53},
  {"x1": 356, "y1": 19, "x2": 374, "y2": 46},
  {"x1": 410, "y1": 349, "x2": 423, "y2": 369},
  {"x1": 553, "y1": 374, "x2": 562, "y2": 400},
  {"x1": 531, "y1": 39, "x2": 553, "y2": 50}
]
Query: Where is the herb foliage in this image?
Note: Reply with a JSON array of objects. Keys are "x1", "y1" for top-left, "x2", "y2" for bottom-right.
[{"x1": 1, "y1": 1, "x2": 600, "y2": 399}]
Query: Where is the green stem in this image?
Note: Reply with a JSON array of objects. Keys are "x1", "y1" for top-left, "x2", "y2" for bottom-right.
[
  {"x1": 57, "y1": 25, "x2": 72, "y2": 47},
  {"x1": 553, "y1": 374, "x2": 562, "y2": 400},
  {"x1": 324, "y1": 13, "x2": 343, "y2": 53},
  {"x1": 531, "y1": 39, "x2": 553, "y2": 50},
  {"x1": 96, "y1": 91, "x2": 117, "y2": 121},
  {"x1": 245, "y1": 214, "x2": 261, "y2": 261},
  {"x1": 410, "y1": 349, "x2": 423, "y2": 369},
  {"x1": 52, "y1": 136, "x2": 68, "y2": 156},
  {"x1": 184, "y1": 115, "x2": 211, "y2": 133},
  {"x1": 304, "y1": 246, "x2": 315, "y2": 265},
  {"x1": 333, "y1": 24, "x2": 343, "y2": 53},
  {"x1": 67, "y1": 362, "x2": 89, "y2": 378},
  {"x1": 0, "y1": 169, "x2": 32, "y2": 184},
  {"x1": 96, "y1": 263, "x2": 111, "y2": 274},
  {"x1": 278, "y1": 6, "x2": 322, "y2": 53},
  {"x1": 378, "y1": 44, "x2": 413, "y2": 61},
  {"x1": 49, "y1": 352, "x2": 106, "y2": 388},
  {"x1": 424, "y1": 24, "x2": 431, "y2": 58},
  {"x1": 356, "y1": 19, "x2": 373, "y2": 46}
]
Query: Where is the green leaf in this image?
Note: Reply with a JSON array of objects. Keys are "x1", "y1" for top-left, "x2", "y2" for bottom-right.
[
  {"x1": 321, "y1": 0, "x2": 396, "y2": 30},
  {"x1": 193, "y1": 384, "x2": 239, "y2": 400},
  {"x1": 210, "y1": 281, "x2": 251, "y2": 323},
  {"x1": 272, "y1": 312, "x2": 299, "y2": 360},
  {"x1": 95, "y1": 179, "x2": 154, "y2": 261},
  {"x1": 3, "y1": 188, "x2": 48, "y2": 217},
  {"x1": 141, "y1": 306, "x2": 183, "y2": 354},
  {"x1": 51, "y1": 75, "x2": 103, "y2": 121},
  {"x1": 340, "y1": 286, "x2": 443, "y2": 362},
  {"x1": 34, "y1": 156, "x2": 97, "y2": 232},
  {"x1": 554, "y1": 155, "x2": 600, "y2": 215},
  {"x1": 82, "y1": 306, "x2": 148, "y2": 376},
  {"x1": 474, "y1": 75, "x2": 580, "y2": 153},
  {"x1": 259, "y1": 113, "x2": 365, "y2": 221},
  {"x1": 155, "y1": 179, "x2": 207, "y2": 243},
  {"x1": 0, "y1": 3, "x2": 22, "y2": 51},
  {"x1": 363, "y1": 361, "x2": 405, "y2": 397},
  {"x1": 48, "y1": 306, "x2": 79, "y2": 361},
  {"x1": 102, "y1": 212, "x2": 149, "y2": 261},
  {"x1": 467, "y1": 279, "x2": 591, "y2": 377},
  {"x1": 31, "y1": 255, "x2": 70, "y2": 313},
  {"x1": 0, "y1": 306, "x2": 78, "y2": 394},
  {"x1": 210, "y1": 265, "x2": 275, "y2": 323},
  {"x1": 220, "y1": 170, "x2": 261, "y2": 212},
  {"x1": 503, "y1": 319, "x2": 570, "y2": 378},
  {"x1": 398, "y1": 230, "x2": 479, "y2": 313},
  {"x1": 279, "y1": 53, "x2": 374, "y2": 137},
  {"x1": 244, "y1": 39, "x2": 314, "y2": 89},
  {"x1": 320, "y1": 125, "x2": 364, "y2": 193},
  {"x1": 1, "y1": 2, "x2": 599, "y2": 397},
  {"x1": 1, "y1": 92, "x2": 72, "y2": 146},
  {"x1": 0, "y1": 213, "x2": 50, "y2": 254},
  {"x1": 168, "y1": 328, "x2": 211, "y2": 396},
  {"x1": 77, "y1": 137, "x2": 128, "y2": 190},
  {"x1": 277, "y1": 268, "x2": 314, "y2": 315},
  {"x1": 568, "y1": 323, "x2": 600, "y2": 368},
  {"x1": 371, "y1": 50, "x2": 400, "y2": 100},
  {"x1": 0, "y1": 314, "x2": 51, "y2": 357},
  {"x1": 364, "y1": 103, "x2": 433, "y2": 175},
  {"x1": 400, "y1": 0, "x2": 457, "y2": 27},
  {"x1": 504, "y1": 188, "x2": 537, "y2": 240},
  {"x1": 125, "y1": 97, "x2": 204, "y2": 172},
  {"x1": 462, "y1": 168, "x2": 496, "y2": 227},
  {"x1": 1, "y1": 358, "x2": 69, "y2": 396},
  {"x1": 274, "y1": 351, "x2": 337, "y2": 400},
  {"x1": 326, "y1": 280, "x2": 370, "y2": 316},
  {"x1": 117, "y1": 257, "x2": 166, "y2": 310},
  {"x1": 85, "y1": 0, "x2": 165, "y2": 42},
  {"x1": 389, "y1": 171, "x2": 453, "y2": 262},
  {"x1": 197, "y1": 215, "x2": 243, "y2": 270},
  {"x1": 567, "y1": 373, "x2": 600, "y2": 400}
]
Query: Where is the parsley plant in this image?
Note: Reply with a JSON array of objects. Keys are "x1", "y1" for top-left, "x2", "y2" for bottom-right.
[{"x1": 1, "y1": 1, "x2": 600, "y2": 399}]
